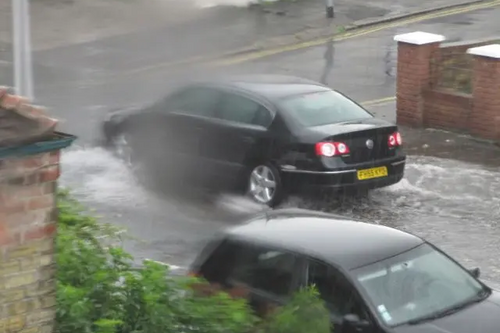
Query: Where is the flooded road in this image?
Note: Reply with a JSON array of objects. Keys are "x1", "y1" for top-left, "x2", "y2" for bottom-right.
[
  {"x1": 59, "y1": 146, "x2": 500, "y2": 281},
  {"x1": 17, "y1": 0, "x2": 500, "y2": 284}
]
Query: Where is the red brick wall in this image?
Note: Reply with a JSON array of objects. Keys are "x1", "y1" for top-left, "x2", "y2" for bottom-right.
[
  {"x1": 429, "y1": 39, "x2": 498, "y2": 91},
  {"x1": 470, "y1": 56, "x2": 500, "y2": 140},
  {"x1": 0, "y1": 152, "x2": 61, "y2": 333},
  {"x1": 396, "y1": 34, "x2": 500, "y2": 141},
  {"x1": 422, "y1": 89, "x2": 472, "y2": 131},
  {"x1": 396, "y1": 41, "x2": 440, "y2": 127},
  {"x1": 0, "y1": 93, "x2": 61, "y2": 333}
]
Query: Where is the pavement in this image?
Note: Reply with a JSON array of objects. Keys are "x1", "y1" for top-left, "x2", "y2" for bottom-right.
[
  {"x1": 0, "y1": 0, "x2": 495, "y2": 88},
  {"x1": 1, "y1": 0, "x2": 487, "y2": 52},
  {"x1": 3, "y1": 1, "x2": 500, "y2": 281}
]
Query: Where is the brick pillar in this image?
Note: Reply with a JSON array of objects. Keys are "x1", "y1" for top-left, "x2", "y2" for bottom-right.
[
  {"x1": 0, "y1": 92, "x2": 73, "y2": 333},
  {"x1": 393, "y1": 31, "x2": 445, "y2": 127},
  {"x1": 467, "y1": 44, "x2": 500, "y2": 141}
]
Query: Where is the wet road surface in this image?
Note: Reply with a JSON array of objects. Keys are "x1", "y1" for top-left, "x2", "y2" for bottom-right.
[
  {"x1": 60, "y1": 112, "x2": 500, "y2": 284},
  {"x1": 21, "y1": 5, "x2": 500, "y2": 145},
  {"x1": 32, "y1": 6, "x2": 500, "y2": 281}
]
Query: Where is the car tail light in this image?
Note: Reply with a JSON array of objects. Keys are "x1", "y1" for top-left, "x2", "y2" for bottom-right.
[
  {"x1": 388, "y1": 132, "x2": 402, "y2": 147},
  {"x1": 315, "y1": 142, "x2": 350, "y2": 157}
]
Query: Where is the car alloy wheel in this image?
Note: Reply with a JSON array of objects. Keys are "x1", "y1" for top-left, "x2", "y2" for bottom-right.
[{"x1": 248, "y1": 164, "x2": 283, "y2": 206}]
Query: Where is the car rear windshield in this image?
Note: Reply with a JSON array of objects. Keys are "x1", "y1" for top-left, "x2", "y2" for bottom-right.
[{"x1": 279, "y1": 90, "x2": 373, "y2": 127}]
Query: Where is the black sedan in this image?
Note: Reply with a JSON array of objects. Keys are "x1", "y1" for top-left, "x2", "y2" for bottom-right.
[
  {"x1": 189, "y1": 208, "x2": 498, "y2": 333},
  {"x1": 102, "y1": 75, "x2": 406, "y2": 206}
]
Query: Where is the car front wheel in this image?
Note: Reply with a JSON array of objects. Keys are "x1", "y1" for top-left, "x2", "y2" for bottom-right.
[{"x1": 247, "y1": 163, "x2": 285, "y2": 207}]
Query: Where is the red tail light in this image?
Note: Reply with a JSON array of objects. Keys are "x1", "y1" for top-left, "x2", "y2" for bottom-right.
[
  {"x1": 388, "y1": 132, "x2": 402, "y2": 147},
  {"x1": 315, "y1": 142, "x2": 350, "y2": 157}
]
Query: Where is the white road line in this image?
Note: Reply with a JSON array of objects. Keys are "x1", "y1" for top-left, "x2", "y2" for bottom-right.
[{"x1": 144, "y1": 258, "x2": 183, "y2": 271}]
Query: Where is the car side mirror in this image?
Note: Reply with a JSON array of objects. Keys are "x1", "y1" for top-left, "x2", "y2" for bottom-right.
[
  {"x1": 469, "y1": 267, "x2": 481, "y2": 279},
  {"x1": 343, "y1": 314, "x2": 371, "y2": 332}
]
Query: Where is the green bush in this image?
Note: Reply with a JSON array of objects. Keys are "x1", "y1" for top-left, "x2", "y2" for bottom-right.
[
  {"x1": 55, "y1": 190, "x2": 330, "y2": 333},
  {"x1": 261, "y1": 286, "x2": 331, "y2": 333}
]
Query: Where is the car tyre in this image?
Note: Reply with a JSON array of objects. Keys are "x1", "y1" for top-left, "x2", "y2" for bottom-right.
[{"x1": 247, "y1": 163, "x2": 285, "y2": 207}]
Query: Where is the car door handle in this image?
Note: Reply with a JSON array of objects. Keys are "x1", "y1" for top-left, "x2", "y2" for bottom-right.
[{"x1": 242, "y1": 136, "x2": 254, "y2": 143}]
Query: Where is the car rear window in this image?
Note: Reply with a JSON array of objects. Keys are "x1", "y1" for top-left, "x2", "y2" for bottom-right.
[{"x1": 279, "y1": 90, "x2": 373, "y2": 127}]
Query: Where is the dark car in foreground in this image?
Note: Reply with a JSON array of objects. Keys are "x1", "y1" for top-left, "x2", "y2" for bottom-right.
[
  {"x1": 102, "y1": 75, "x2": 406, "y2": 206},
  {"x1": 189, "y1": 208, "x2": 497, "y2": 333}
]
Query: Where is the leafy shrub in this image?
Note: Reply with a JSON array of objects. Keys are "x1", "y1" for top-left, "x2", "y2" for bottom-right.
[
  {"x1": 261, "y1": 286, "x2": 331, "y2": 333},
  {"x1": 55, "y1": 190, "x2": 330, "y2": 333}
]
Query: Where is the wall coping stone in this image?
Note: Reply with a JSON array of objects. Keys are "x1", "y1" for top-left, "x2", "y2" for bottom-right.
[
  {"x1": 467, "y1": 44, "x2": 500, "y2": 59},
  {"x1": 394, "y1": 31, "x2": 445, "y2": 45}
]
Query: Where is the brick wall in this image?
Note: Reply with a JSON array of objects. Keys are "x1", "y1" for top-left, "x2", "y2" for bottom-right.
[
  {"x1": 422, "y1": 89, "x2": 472, "y2": 131},
  {"x1": 1, "y1": 152, "x2": 60, "y2": 333},
  {"x1": 469, "y1": 53, "x2": 500, "y2": 140},
  {"x1": 394, "y1": 32, "x2": 500, "y2": 141},
  {"x1": 0, "y1": 91, "x2": 71, "y2": 333}
]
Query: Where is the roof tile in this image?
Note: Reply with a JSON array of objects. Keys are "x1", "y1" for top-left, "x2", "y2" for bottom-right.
[{"x1": 0, "y1": 87, "x2": 58, "y2": 148}]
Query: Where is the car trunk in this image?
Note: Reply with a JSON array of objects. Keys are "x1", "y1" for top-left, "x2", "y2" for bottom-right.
[
  {"x1": 330, "y1": 125, "x2": 397, "y2": 164},
  {"x1": 296, "y1": 118, "x2": 398, "y2": 164}
]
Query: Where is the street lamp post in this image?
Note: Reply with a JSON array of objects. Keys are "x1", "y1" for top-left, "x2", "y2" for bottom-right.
[
  {"x1": 12, "y1": 0, "x2": 34, "y2": 100},
  {"x1": 326, "y1": 0, "x2": 334, "y2": 18}
]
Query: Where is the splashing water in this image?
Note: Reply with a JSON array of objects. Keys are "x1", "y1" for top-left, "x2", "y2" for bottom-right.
[
  {"x1": 60, "y1": 147, "x2": 150, "y2": 207},
  {"x1": 59, "y1": 147, "x2": 500, "y2": 280},
  {"x1": 60, "y1": 148, "x2": 500, "y2": 221}
]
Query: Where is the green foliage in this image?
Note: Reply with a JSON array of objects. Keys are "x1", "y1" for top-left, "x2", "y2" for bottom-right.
[
  {"x1": 55, "y1": 190, "x2": 331, "y2": 333},
  {"x1": 261, "y1": 286, "x2": 331, "y2": 333}
]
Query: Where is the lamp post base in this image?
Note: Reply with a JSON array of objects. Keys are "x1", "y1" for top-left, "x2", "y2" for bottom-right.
[{"x1": 326, "y1": 6, "x2": 334, "y2": 18}]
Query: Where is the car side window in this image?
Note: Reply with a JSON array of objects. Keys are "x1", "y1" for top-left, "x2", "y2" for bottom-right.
[
  {"x1": 307, "y1": 260, "x2": 368, "y2": 320},
  {"x1": 168, "y1": 87, "x2": 221, "y2": 117},
  {"x1": 229, "y1": 243, "x2": 298, "y2": 297},
  {"x1": 198, "y1": 239, "x2": 240, "y2": 285},
  {"x1": 217, "y1": 93, "x2": 272, "y2": 127}
]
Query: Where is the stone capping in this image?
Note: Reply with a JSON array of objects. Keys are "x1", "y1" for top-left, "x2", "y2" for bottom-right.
[
  {"x1": 393, "y1": 31, "x2": 446, "y2": 45},
  {"x1": 467, "y1": 44, "x2": 500, "y2": 59}
]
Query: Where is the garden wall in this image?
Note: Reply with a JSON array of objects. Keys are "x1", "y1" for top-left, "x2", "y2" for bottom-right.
[
  {"x1": 0, "y1": 88, "x2": 74, "y2": 333},
  {"x1": 394, "y1": 31, "x2": 500, "y2": 141}
]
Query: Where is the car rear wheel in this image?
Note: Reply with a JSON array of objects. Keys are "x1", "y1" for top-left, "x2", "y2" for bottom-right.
[{"x1": 247, "y1": 164, "x2": 284, "y2": 207}]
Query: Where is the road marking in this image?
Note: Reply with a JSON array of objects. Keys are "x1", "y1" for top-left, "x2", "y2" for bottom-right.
[
  {"x1": 144, "y1": 258, "x2": 183, "y2": 271},
  {"x1": 210, "y1": 0, "x2": 500, "y2": 66},
  {"x1": 361, "y1": 96, "x2": 396, "y2": 107},
  {"x1": 117, "y1": 0, "x2": 500, "y2": 76},
  {"x1": 40, "y1": 0, "x2": 500, "y2": 89}
]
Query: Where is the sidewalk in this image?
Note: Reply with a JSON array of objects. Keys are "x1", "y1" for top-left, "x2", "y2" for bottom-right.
[
  {"x1": 367, "y1": 101, "x2": 500, "y2": 168},
  {"x1": 0, "y1": 0, "x2": 489, "y2": 55},
  {"x1": 0, "y1": 0, "x2": 491, "y2": 91}
]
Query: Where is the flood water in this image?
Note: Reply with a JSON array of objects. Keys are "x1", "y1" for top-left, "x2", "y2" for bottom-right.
[{"x1": 60, "y1": 147, "x2": 500, "y2": 281}]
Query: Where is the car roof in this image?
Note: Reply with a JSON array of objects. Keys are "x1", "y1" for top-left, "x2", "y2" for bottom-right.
[
  {"x1": 224, "y1": 208, "x2": 424, "y2": 270},
  {"x1": 195, "y1": 74, "x2": 331, "y2": 101}
]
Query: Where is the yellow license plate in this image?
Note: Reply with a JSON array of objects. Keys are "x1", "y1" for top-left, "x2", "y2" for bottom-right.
[{"x1": 357, "y1": 166, "x2": 388, "y2": 180}]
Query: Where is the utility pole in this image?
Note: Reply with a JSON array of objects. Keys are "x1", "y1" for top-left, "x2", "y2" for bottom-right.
[
  {"x1": 12, "y1": 0, "x2": 34, "y2": 100},
  {"x1": 326, "y1": 0, "x2": 334, "y2": 18}
]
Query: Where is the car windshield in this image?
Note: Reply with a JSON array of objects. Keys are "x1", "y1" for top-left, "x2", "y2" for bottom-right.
[
  {"x1": 279, "y1": 90, "x2": 373, "y2": 127},
  {"x1": 352, "y1": 243, "x2": 487, "y2": 327}
]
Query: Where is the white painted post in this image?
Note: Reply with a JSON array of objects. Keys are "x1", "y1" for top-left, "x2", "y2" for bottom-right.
[
  {"x1": 12, "y1": 0, "x2": 34, "y2": 99},
  {"x1": 326, "y1": 0, "x2": 334, "y2": 18}
]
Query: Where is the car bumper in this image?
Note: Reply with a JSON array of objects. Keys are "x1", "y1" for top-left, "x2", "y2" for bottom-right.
[{"x1": 280, "y1": 157, "x2": 406, "y2": 191}]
